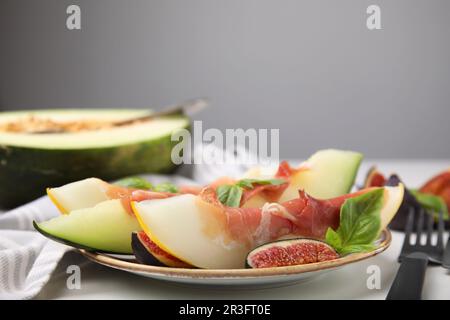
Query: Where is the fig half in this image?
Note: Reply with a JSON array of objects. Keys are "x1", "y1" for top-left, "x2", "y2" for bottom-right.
[
  {"x1": 363, "y1": 166, "x2": 386, "y2": 188},
  {"x1": 131, "y1": 231, "x2": 192, "y2": 268},
  {"x1": 246, "y1": 238, "x2": 339, "y2": 268}
]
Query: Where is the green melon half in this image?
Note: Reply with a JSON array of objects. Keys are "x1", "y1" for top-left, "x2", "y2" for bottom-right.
[{"x1": 0, "y1": 109, "x2": 190, "y2": 208}]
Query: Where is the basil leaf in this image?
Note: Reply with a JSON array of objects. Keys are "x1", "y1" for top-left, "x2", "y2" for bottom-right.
[
  {"x1": 325, "y1": 188, "x2": 383, "y2": 255},
  {"x1": 216, "y1": 185, "x2": 243, "y2": 207},
  {"x1": 153, "y1": 182, "x2": 179, "y2": 193},
  {"x1": 114, "y1": 176, "x2": 153, "y2": 190},
  {"x1": 217, "y1": 178, "x2": 285, "y2": 207},
  {"x1": 340, "y1": 189, "x2": 383, "y2": 246},
  {"x1": 217, "y1": 185, "x2": 232, "y2": 204},
  {"x1": 410, "y1": 190, "x2": 449, "y2": 220},
  {"x1": 339, "y1": 244, "x2": 376, "y2": 255},
  {"x1": 227, "y1": 185, "x2": 243, "y2": 207},
  {"x1": 236, "y1": 178, "x2": 286, "y2": 189},
  {"x1": 236, "y1": 179, "x2": 255, "y2": 189},
  {"x1": 325, "y1": 228, "x2": 342, "y2": 252}
]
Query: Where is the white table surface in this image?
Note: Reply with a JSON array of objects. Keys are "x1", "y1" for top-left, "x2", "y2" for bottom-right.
[{"x1": 34, "y1": 160, "x2": 450, "y2": 300}]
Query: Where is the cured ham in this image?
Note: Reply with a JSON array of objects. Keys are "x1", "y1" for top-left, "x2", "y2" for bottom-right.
[
  {"x1": 198, "y1": 187, "x2": 368, "y2": 248},
  {"x1": 239, "y1": 161, "x2": 296, "y2": 206}
]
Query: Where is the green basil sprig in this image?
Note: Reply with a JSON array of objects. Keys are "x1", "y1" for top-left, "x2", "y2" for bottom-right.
[
  {"x1": 114, "y1": 176, "x2": 153, "y2": 190},
  {"x1": 326, "y1": 188, "x2": 384, "y2": 255},
  {"x1": 410, "y1": 190, "x2": 449, "y2": 220},
  {"x1": 153, "y1": 182, "x2": 179, "y2": 193},
  {"x1": 216, "y1": 185, "x2": 243, "y2": 207},
  {"x1": 115, "y1": 176, "x2": 179, "y2": 193},
  {"x1": 216, "y1": 178, "x2": 286, "y2": 207},
  {"x1": 236, "y1": 178, "x2": 286, "y2": 189}
]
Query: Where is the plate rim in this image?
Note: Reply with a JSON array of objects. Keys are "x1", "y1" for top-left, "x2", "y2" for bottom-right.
[{"x1": 78, "y1": 229, "x2": 392, "y2": 279}]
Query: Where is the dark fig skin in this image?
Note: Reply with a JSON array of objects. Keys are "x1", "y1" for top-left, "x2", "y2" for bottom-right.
[
  {"x1": 131, "y1": 232, "x2": 166, "y2": 266},
  {"x1": 362, "y1": 167, "x2": 449, "y2": 231},
  {"x1": 386, "y1": 174, "x2": 449, "y2": 230}
]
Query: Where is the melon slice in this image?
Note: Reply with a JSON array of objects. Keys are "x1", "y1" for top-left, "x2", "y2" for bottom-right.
[
  {"x1": 132, "y1": 195, "x2": 249, "y2": 269},
  {"x1": 379, "y1": 184, "x2": 405, "y2": 233},
  {"x1": 279, "y1": 149, "x2": 362, "y2": 201},
  {"x1": 243, "y1": 149, "x2": 363, "y2": 206},
  {"x1": 34, "y1": 199, "x2": 140, "y2": 253},
  {"x1": 47, "y1": 178, "x2": 110, "y2": 214}
]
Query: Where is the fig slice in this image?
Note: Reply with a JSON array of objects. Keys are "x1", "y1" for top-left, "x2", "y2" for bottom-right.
[
  {"x1": 363, "y1": 166, "x2": 386, "y2": 188},
  {"x1": 246, "y1": 238, "x2": 339, "y2": 269},
  {"x1": 131, "y1": 231, "x2": 192, "y2": 268}
]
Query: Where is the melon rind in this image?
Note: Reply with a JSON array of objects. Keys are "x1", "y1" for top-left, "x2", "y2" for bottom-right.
[
  {"x1": 34, "y1": 199, "x2": 140, "y2": 254},
  {"x1": 0, "y1": 109, "x2": 190, "y2": 208}
]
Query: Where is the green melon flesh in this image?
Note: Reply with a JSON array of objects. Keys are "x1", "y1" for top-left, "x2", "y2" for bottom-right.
[
  {"x1": 0, "y1": 109, "x2": 190, "y2": 208},
  {"x1": 34, "y1": 199, "x2": 140, "y2": 253},
  {"x1": 279, "y1": 149, "x2": 363, "y2": 201}
]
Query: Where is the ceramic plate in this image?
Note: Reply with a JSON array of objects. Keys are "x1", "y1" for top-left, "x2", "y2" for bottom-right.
[{"x1": 78, "y1": 229, "x2": 392, "y2": 288}]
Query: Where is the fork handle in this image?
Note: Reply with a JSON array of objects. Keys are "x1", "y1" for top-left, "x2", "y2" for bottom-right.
[{"x1": 386, "y1": 252, "x2": 429, "y2": 300}]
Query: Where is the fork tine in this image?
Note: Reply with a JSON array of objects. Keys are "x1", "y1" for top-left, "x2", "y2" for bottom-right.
[
  {"x1": 403, "y1": 207, "x2": 415, "y2": 247},
  {"x1": 415, "y1": 207, "x2": 425, "y2": 245},
  {"x1": 425, "y1": 210, "x2": 434, "y2": 246},
  {"x1": 437, "y1": 209, "x2": 445, "y2": 250}
]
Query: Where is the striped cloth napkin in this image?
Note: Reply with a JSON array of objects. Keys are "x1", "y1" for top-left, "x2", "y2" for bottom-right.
[
  {"x1": 0, "y1": 145, "x2": 251, "y2": 300},
  {"x1": 0, "y1": 196, "x2": 67, "y2": 300}
]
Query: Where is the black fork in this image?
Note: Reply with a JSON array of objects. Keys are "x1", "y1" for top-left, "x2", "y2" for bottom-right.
[{"x1": 386, "y1": 207, "x2": 445, "y2": 300}]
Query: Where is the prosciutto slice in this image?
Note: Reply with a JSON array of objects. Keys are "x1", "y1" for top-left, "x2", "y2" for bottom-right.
[
  {"x1": 239, "y1": 161, "x2": 303, "y2": 205},
  {"x1": 198, "y1": 187, "x2": 369, "y2": 248},
  {"x1": 113, "y1": 161, "x2": 303, "y2": 208}
]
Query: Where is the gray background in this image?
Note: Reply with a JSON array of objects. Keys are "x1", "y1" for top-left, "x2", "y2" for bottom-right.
[{"x1": 1, "y1": 0, "x2": 449, "y2": 159}]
